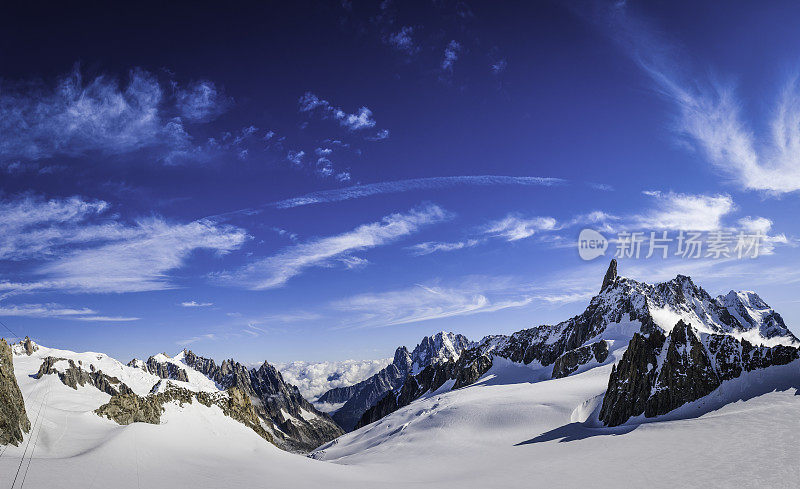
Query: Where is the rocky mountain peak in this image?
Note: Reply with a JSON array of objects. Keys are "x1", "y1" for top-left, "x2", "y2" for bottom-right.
[
  {"x1": 409, "y1": 331, "x2": 470, "y2": 374},
  {"x1": 601, "y1": 259, "x2": 618, "y2": 291},
  {"x1": 11, "y1": 337, "x2": 39, "y2": 356},
  {"x1": 393, "y1": 346, "x2": 411, "y2": 369}
]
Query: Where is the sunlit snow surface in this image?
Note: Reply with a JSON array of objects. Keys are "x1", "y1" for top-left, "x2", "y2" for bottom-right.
[{"x1": 2, "y1": 343, "x2": 799, "y2": 488}]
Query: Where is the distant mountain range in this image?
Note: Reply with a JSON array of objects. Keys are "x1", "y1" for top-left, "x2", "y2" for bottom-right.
[
  {"x1": 2, "y1": 259, "x2": 798, "y2": 462},
  {"x1": 316, "y1": 331, "x2": 470, "y2": 431},
  {"x1": 341, "y1": 259, "x2": 799, "y2": 429}
]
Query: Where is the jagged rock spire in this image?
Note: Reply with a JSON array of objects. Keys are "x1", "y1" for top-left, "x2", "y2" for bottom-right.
[{"x1": 601, "y1": 259, "x2": 618, "y2": 292}]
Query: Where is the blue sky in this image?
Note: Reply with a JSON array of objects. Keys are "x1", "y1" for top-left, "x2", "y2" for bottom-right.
[{"x1": 1, "y1": 1, "x2": 799, "y2": 363}]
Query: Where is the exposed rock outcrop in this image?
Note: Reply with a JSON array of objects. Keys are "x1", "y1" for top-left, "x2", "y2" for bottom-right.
[
  {"x1": 355, "y1": 359, "x2": 458, "y2": 429},
  {"x1": 180, "y1": 350, "x2": 342, "y2": 452},
  {"x1": 346, "y1": 261, "x2": 798, "y2": 431},
  {"x1": 599, "y1": 320, "x2": 800, "y2": 427},
  {"x1": 321, "y1": 346, "x2": 412, "y2": 431},
  {"x1": 551, "y1": 341, "x2": 609, "y2": 379},
  {"x1": 96, "y1": 381, "x2": 271, "y2": 443},
  {"x1": 601, "y1": 258, "x2": 618, "y2": 291},
  {"x1": 319, "y1": 332, "x2": 471, "y2": 432},
  {"x1": 127, "y1": 356, "x2": 190, "y2": 382},
  {"x1": 146, "y1": 356, "x2": 189, "y2": 382},
  {"x1": 35, "y1": 357, "x2": 134, "y2": 396},
  {"x1": 0, "y1": 339, "x2": 30, "y2": 446},
  {"x1": 355, "y1": 347, "x2": 493, "y2": 428},
  {"x1": 22, "y1": 337, "x2": 37, "y2": 356}
]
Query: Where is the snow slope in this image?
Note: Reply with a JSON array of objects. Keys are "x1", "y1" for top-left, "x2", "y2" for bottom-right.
[
  {"x1": 314, "y1": 350, "x2": 800, "y2": 488},
  {"x1": 0, "y1": 344, "x2": 386, "y2": 489},
  {"x1": 2, "y1": 340, "x2": 798, "y2": 488}
]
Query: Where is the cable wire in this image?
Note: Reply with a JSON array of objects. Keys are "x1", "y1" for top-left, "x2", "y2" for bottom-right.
[{"x1": 10, "y1": 380, "x2": 50, "y2": 489}]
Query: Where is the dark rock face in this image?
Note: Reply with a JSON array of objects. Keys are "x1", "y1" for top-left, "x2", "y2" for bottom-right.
[
  {"x1": 323, "y1": 347, "x2": 412, "y2": 431},
  {"x1": 599, "y1": 330, "x2": 666, "y2": 427},
  {"x1": 354, "y1": 347, "x2": 496, "y2": 428},
  {"x1": 0, "y1": 339, "x2": 30, "y2": 446},
  {"x1": 452, "y1": 348, "x2": 493, "y2": 389},
  {"x1": 181, "y1": 350, "x2": 343, "y2": 452},
  {"x1": 551, "y1": 340, "x2": 609, "y2": 379},
  {"x1": 601, "y1": 258, "x2": 618, "y2": 292},
  {"x1": 96, "y1": 381, "x2": 272, "y2": 443},
  {"x1": 341, "y1": 262, "x2": 798, "y2": 432},
  {"x1": 35, "y1": 357, "x2": 134, "y2": 397},
  {"x1": 599, "y1": 320, "x2": 800, "y2": 427},
  {"x1": 355, "y1": 359, "x2": 458, "y2": 429},
  {"x1": 319, "y1": 332, "x2": 472, "y2": 432},
  {"x1": 144, "y1": 356, "x2": 189, "y2": 382},
  {"x1": 22, "y1": 337, "x2": 37, "y2": 356}
]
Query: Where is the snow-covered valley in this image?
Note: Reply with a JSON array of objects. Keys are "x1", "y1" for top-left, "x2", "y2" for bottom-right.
[
  {"x1": 2, "y1": 342, "x2": 798, "y2": 488},
  {"x1": 2, "y1": 261, "x2": 799, "y2": 488}
]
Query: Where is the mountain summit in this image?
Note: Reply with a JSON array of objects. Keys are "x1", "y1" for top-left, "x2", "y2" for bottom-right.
[
  {"x1": 317, "y1": 331, "x2": 470, "y2": 431},
  {"x1": 346, "y1": 260, "x2": 798, "y2": 429}
]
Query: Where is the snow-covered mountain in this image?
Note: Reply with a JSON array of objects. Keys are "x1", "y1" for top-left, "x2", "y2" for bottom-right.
[
  {"x1": 6, "y1": 341, "x2": 342, "y2": 453},
  {"x1": 317, "y1": 331, "x2": 470, "y2": 431},
  {"x1": 350, "y1": 260, "x2": 798, "y2": 428},
  {"x1": 1, "y1": 261, "x2": 799, "y2": 488}
]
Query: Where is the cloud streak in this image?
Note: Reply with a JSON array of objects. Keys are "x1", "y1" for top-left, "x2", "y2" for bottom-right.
[
  {"x1": 0, "y1": 194, "x2": 248, "y2": 294},
  {"x1": 604, "y1": 3, "x2": 800, "y2": 194},
  {"x1": 331, "y1": 278, "x2": 533, "y2": 328},
  {"x1": 215, "y1": 203, "x2": 450, "y2": 290},
  {"x1": 0, "y1": 302, "x2": 139, "y2": 321},
  {"x1": 271, "y1": 175, "x2": 564, "y2": 209}
]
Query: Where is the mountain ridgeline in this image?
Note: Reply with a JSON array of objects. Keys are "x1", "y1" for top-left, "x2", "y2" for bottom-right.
[
  {"x1": 317, "y1": 332, "x2": 470, "y2": 431},
  {"x1": 172, "y1": 350, "x2": 344, "y2": 452},
  {"x1": 343, "y1": 260, "x2": 799, "y2": 430},
  {"x1": 16, "y1": 343, "x2": 342, "y2": 453}
]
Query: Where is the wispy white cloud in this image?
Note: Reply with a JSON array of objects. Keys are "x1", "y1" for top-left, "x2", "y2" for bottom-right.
[
  {"x1": 299, "y1": 92, "x2": 377, "y2": 131},
  {"x1": 331, "y1": 277, "x2": 533, "y2": 328},
  {"x1": 176, "y1": 80, "x2": 229, "y2": 122},
  {"x1": 365, "y1": 129, "x2": 390, "y2": 141},
  {"x1": 271, "y1": 175, "x2": 564, "y2": 209},
  {"x1": 385, "y1": 26, "x2": 418, "y2": 55},
  {"x1": 215, "y1": 203, "x2": 450, "y2": 290},
  {"x1": 0, "y1": 194, "x2": 111, "y2": 260},
  {"x1": 633, "y1": 191, "x2": 735, "y2": 231},
  {"x1": 407, "y1": 239, "x2": 483, "y2": 256},
  {"x1": 604, "y1": 3, "x2": 800, "y2": 194},
  {"x1": 0, "y1": 302, "x2": 139, "y2": 321},
  {"x1": 0, "y1": 66, "x2": 229, "y2": 164},
  {"x1": 176, "y1": 333, "x2": 217, "y2": 346},
  {"x1": 71, "y1": 316, "x2": 140, "y2": 322},
  {"x1": 287, "y1": 150, "x2": 305, "y2": 165},
  {"x1": 180, "y1": 301, "x2": 213, "y2": 308},
  {"x1": 35, "y1": 218, "x2": 247, "y2": 293},
  {"x1": 0, "y1": 194, "x2": 248, "y2": 294},
  {"x1": 483, "y1": 215, "x2": 558, "y2": 241},
  {"x1": 441, "y1": 40, "x2": 462, "y2": 71}
]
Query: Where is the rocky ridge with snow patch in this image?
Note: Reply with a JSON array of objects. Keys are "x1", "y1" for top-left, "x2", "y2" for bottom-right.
[
  {"x1": 351, "y1": 260, "x2": 798, "y2": 429},
  {"x1": 318, "y1": 331, "x2": 470, "y2": 431},
  {"x1": 0, "y1": 338, "x2": 29, "y2": 446}
]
